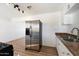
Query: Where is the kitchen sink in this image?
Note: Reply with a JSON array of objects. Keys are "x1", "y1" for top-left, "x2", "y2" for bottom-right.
[
  {"x1": 55, "y1": 33, "x2": 79, "y2": 42},
  {"x1": 63, "y1": 35, "x2": 79, "y2": 42}
]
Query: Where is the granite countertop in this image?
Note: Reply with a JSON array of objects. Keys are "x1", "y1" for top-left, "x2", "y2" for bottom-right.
[{"x1": 55, "y1": 32, "x2": 79, "y2": 56}]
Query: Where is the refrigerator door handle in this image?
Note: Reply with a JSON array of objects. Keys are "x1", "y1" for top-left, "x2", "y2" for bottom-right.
[{"x1": 30, "y1": 26, "x2": 32, "y2": 37}]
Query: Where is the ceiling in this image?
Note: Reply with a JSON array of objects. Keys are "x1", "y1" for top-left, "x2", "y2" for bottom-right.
[
  {"x1": 15, "y1": 3, "x2": 65, "y2": 15},
  {"x1": 0, "y1": 3, "x2": 65, "y2": 19}
]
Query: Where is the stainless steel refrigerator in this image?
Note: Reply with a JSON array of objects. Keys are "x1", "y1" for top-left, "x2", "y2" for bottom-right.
[{"x1": 25, "y1": 20, "x2": 42, "y2": 51}]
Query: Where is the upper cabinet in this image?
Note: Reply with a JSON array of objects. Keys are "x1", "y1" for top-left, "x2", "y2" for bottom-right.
[
  {"x1": 63, "y1": 14, "x2": 73, "y2": 25},
  {"x1": 64, "y1": 3, "x2": 79, "y2": 14},
  {"x1": 63, "y1": 3, "x2": 79, "y2": 25}
]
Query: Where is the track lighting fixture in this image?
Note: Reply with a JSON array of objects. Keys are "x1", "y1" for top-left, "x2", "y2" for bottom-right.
[
  {"x1": 8, "y1": 3, "x2": 25, "y2": 13},
  {"x1": 22, "y1": 10, "x2": 24, "y2": 13},
  {"x1": 27, "y1": 5, "x2": 32, "y2": 9},
  {"x1": 7, "y1": 3, "x2": 32, "y2": 14},
  {"x1": 13, "y1": 4, "x2": 24, "y2": 13},
  {"x1": 18, "y1": 8, "x2": 20, "y2": 11},
  {"x1": 14, "y1": 5, "x2": 19, "y2": 8}
]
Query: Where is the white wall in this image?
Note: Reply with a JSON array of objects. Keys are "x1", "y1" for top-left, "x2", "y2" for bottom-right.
[
  {"x1": 72, "y1": 10, "x2": 79, "y2": 26},
  {"x1": 0, "y1": 18, "x2": 25, "y2": 42},
  {"x1": 9, "y1": 21, "x2": 25, "y2": 40},
  {"x1": 0, "y1": 4, "x2": 29, "y2": 42},
  {"x1": 0, "y1": 18, "x2": 11, "y2": 42}
]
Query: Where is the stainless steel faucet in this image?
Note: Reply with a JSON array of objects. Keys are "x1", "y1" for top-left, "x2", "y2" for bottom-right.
[
  {"x1": 71, "y1": 27, "x2": 79, "y2": 41},
  {"x1": 71, "y1": 28, "x2": 79, "y2": 35}
]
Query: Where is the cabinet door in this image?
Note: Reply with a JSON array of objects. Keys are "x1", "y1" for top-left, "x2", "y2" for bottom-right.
[
  {"x1": 57, "y1": 38, "x2": 73, "y2": 56},
  {"x1": 57, "y1": 39, "x2": 66, "y2": 56},
  {"x1": 57, "y1": 38, "x2": 65, "y2": 56},
  {"x1": 63, "y1": 14, "x2": 73, "y2": 25},
  {"x1": 62, "y1": 43, "x2": 73, "y2": 56},
  {"x1": 64, "y1": 3, "x2": 75, "y2": 14}
]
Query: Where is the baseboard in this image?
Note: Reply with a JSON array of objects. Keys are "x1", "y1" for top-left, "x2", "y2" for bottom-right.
[{"x1": 6, "y1": 37, "x2": 25, "y2": 43}]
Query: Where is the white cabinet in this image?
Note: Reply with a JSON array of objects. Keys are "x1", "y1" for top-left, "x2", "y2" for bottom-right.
[
  {"x1": 57, "y1": 38, "x2": 65, "y2": 56},
  {"x1": 63, "y1": 3, "x2": 75, "y2": 25},
  {"x1": 64, "y1": 3, "x2": 79, "y2": 14},
  {"x1": 64, "y1": 3, "x2": 75, "y2": 14},
  {"x1": 63, "y1": 14, "x2": 73, "y2": 25},
  {"x1": 57, "y1": 38, "x2": 73, "y2": 56},
  {"x1": 63, "y1": 3, "x2": 79, "y2": 25}
]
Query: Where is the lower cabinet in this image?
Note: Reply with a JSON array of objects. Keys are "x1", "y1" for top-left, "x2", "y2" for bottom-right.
[{"x1": 56, "y1": 38, "x2": 73, "y2": 56}]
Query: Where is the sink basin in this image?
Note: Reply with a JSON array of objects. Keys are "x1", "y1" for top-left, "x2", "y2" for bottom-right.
[
  {"x1": 63, "y1": 36, "x2": 79, "y2": 42},
  {"x1": 55, "y1": 32, "x2": 79, "y2": 42}
]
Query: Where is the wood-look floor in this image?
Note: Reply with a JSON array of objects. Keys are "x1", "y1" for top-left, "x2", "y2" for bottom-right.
[{"x1": 7, "y1": 38, "x2": 58, "y2": 56}]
